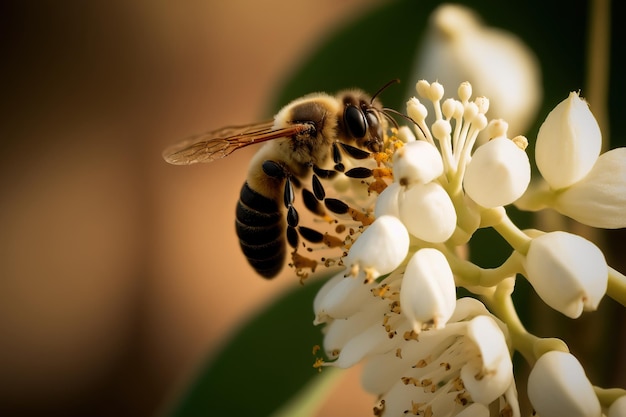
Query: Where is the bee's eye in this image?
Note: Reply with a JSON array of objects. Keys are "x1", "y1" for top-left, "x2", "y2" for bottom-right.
[{"x1": 344, "y1": 105, "x2": 367, "y2": 139}]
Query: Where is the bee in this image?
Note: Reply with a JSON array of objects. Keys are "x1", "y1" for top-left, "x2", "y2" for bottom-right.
[{"x1": 163, "y1": 81, "x2": 400, "y2": 279}]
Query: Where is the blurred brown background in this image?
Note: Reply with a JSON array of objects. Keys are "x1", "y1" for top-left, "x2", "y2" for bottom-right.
[{"x1": 0, "y1": 1, "x2": 387, "y2": 415}]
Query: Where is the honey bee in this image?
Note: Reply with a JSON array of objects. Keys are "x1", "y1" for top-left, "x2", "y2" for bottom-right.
[{"x1": 163, "y1": 81, "x2": 399, "y2": 278}]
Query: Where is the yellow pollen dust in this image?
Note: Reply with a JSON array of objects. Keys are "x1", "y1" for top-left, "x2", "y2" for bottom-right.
[
  {"x1": 389, "y1": 300, "x2": 401, "y2": 314},
  {"x1": 313, "y1": 357, "x2": 325, "y2": 372},
  {"x1": 322, "y1": 232, "x2": 344, "y2": 248},
  {"x1": 401, "y1": 376, "x2": 419, "y2": 386},
  {"x1": 348, "y1": 207, "x2": 374, "y2": 226},
  {"x1": 414, "y1": 359, "x2": 429, "y2": 368},
  {"x1": 368, "y1": 177, "x2": 388, "y2": 195},
  {"x1": 371, "y1": 284, "x2": 390, "y2": 298},
  {"x1": 291, "y1": 252, "x2": 317, "y2": 283},
  {"x1": 404, "y1": 329, "x2": 420, "y2": 341},
  {"x1": 455, "y1": 392, "x2": 471, "y2": 406}
]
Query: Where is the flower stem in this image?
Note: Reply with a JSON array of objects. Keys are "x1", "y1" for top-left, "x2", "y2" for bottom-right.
[
  {"x1": 482, "y1": 277, "x2": 568, "y2": 365},
  {"x1": 585, "y1": 0, "x2": 610, "y2": 150},
  {"x1": 491, "y1": 212, "x2": 532, "y2": 254},
  {"x1": 482, "y1": 278, "x2": 534, "y2": 363},
  {"x1": 607, "y1": 266, "x2": 626, "y2": 307},
  {"x1": 594, "y1": 386, "x2": 626, "y2": 409}
]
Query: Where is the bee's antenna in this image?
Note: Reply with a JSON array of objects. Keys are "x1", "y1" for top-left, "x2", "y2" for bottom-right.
[
  {"x1": 382, "y1": 107, "x2": 427, "y2": 138},
  {"x1": 369, "y1": 79, "x2": 427, "y2": 138},
  {"x1": 370, "y1": 79, "x2": 401, "y2": 103}
]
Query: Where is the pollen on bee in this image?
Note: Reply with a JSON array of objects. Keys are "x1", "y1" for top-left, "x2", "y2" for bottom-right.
[
  {"x1": 372, "y1": 150, "x2": 391, "y2": 166},
  {"x1": 347, "y1": 207, "x2": 374, "y2": 226},
  {"x1": 367, "y1": 178, "x2": 388, "y2": 195},
  {"x1": 290, "y1": 252, "x2": 318, "y2": 283},
  {"x1": 372, "y1": 167, "x2": 393, "y2": 179},
  {"x1": 322, "y1": 232, "x2": 344, "y2": 248}
]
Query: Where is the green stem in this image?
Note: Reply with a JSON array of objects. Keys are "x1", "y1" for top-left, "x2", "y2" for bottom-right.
[
  {"x1": 594, "y1": 386, "x2": 626, "y2": 409},
  {"x1": 449, "y1": 251, "x2": 523, "y2": 288},
  {"x1": 607, "y1": 266, "x2": 626, "y2": 307},
  {"x1": 482, "y1": 277, "x2": 568, "y2": 366},
  {"x1": 491, "y1": 212, "x2": 532, "y2": 255}
]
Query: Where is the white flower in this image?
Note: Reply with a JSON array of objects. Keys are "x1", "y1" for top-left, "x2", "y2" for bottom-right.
[
  {"x1": 360, "y1": 299, "x2": 516, "y2": 417},
  {"x1": 413, "y1": 4, "x2": 541, "y2": 135},
  {"x1": 304, "y1": 80, "x2": 622, "y2": 417},
  {"x1": 400, "y1": 248, "x2": 456, "y2": 330},
  {"x1": 527, "y1": 351, "x2": 601, "y2": 417},
  {"x1": 535, "y1": 91, "x2": 602, "y2": 189},
  {"x1": 463, "y1": 133, "x2": 531, "y2": 208},
  {"x1": 523, "y1": 231, "x2": 608, "y2": 318}
]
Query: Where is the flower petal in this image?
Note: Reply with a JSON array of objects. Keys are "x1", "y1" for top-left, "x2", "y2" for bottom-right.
[
  {"x1": 392, "y1": 140, "x2": 444, "y2": 185},
  {"x1": 400, "y1": 248, "x2": 456, "y2": 330},
  {"x1": 461, "y1": 316, "x2": 514, "y2": 405},
  {"x1": 399, "y1": 182, "x2": 457, "y2": 242},
  {"x1": 554, "y1": 147, "x2": 626, "y2": 228},
  {"x1": 344, "y1": 215, "x2": 409, "y2": 280}
]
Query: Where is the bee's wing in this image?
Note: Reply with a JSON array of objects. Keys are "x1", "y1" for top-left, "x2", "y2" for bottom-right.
[{"x1": 163, "y1": 120, "x2": 312, "y2": 165}]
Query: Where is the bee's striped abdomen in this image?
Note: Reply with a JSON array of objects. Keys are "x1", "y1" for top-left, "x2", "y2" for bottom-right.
[{"x1": 235, "y1": 182, "x2": 285, "y2": 278}]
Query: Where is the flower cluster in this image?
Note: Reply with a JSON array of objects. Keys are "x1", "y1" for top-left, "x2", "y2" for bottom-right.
[{"x1": 313, "y1": 80, "x2": 626, "y2": 416}]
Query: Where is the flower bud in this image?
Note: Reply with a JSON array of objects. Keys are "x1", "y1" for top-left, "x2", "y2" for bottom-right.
[
  {"x1": 463, "y1": 136, "x2": 531, "y2": 207},
  {"x1": 399, "y1": 182, "x2": 457, "y2": 242},
  {"x1": 554, "y1": 147, "x2": 626, "y2": 228},
  {"x1": 392, "y1": 140, "x2": 444, "y2": 185},
  {"x1": 535, "y1": 91, "x2": 602, "y2": 189},
  {"x1": 400, "y1": 248, "x2": 456, "y2": 330},
  {"x1": 528, "y1": 351, "x2": 600, "y2": 417},
  {"x1": 344, "y1": 215, "x2": 409, "y2": 280},
  {"x1": 524, "y1": 231, "x2": 608, "y2": 318},
  {"x1": 413, "y1": 4, "x2": 541, "y2": 135}
]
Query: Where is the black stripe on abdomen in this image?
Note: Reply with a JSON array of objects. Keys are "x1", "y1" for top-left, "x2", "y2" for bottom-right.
[{"x1": 235, "y1": 182, "x2": 285, "y2": 278}]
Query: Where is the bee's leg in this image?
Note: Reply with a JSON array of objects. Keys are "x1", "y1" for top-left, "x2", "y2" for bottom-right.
[
  {"x1": 337, "y1": 142, "x2": 391, "y2": 194},
  {"x1": 305, "y1": 142, "x2": 383, "y2": 227},
  {"x1": 262, "y1": 160, "x2": 300, "y2": 249}
]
